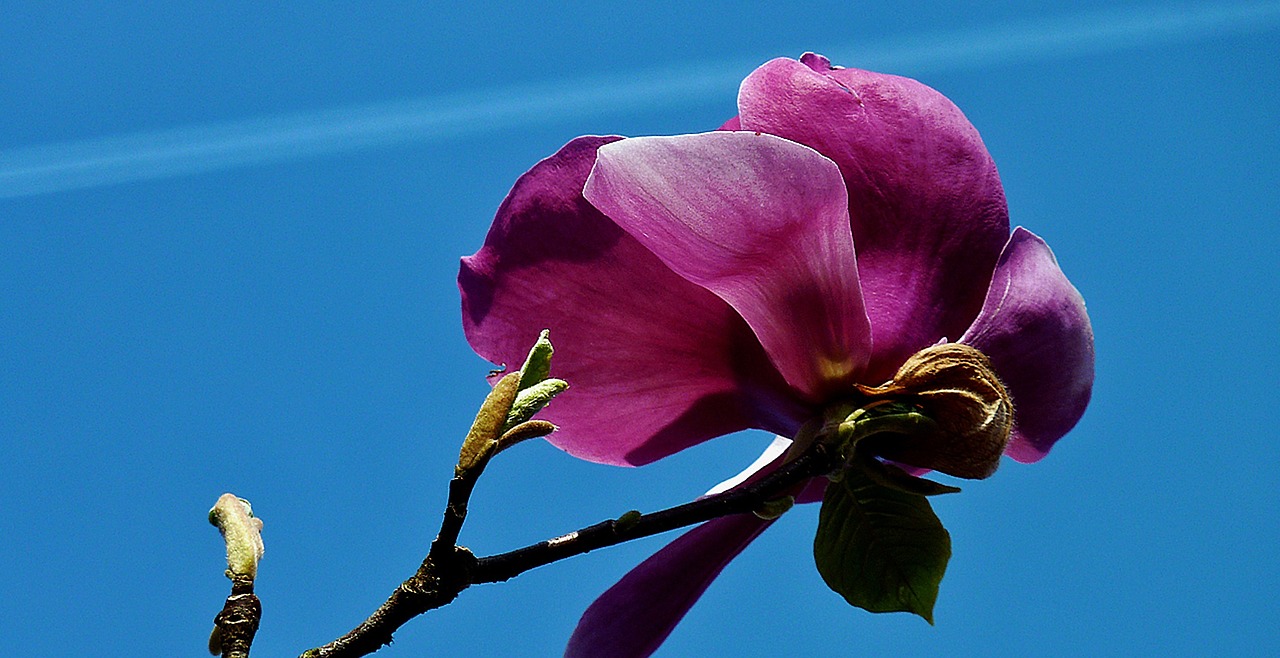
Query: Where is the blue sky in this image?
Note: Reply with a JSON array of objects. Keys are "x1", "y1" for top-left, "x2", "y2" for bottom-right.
[{"x1": 2, "y1": 2, "x2": 1278, "y2": 656}]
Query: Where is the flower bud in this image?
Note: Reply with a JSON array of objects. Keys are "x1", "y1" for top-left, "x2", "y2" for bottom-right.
[{"x1": 208, "y1": 493, "x2": 265, "y2": 582}]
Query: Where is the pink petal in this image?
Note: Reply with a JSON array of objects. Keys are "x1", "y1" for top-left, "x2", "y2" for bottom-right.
[
  {"x1": 739, "y1": 56, "x2": 1010, "y2": 381},
  {"x1": 584, "y1": 131, "x2": 872, "y2": 401},
  {"x1": 460, "y1": 136, "x2": 804, "y2": 466},
  {"x1": 565, "y1": 514, "x2": 772, "y2": 658},
  {"x1": 960, "y1": 228, "x2": 1094, "y2": 462}
]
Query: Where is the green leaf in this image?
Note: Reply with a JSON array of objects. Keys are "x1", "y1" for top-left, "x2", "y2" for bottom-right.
[{"x1": 813, "y1": 467, "x2": 951, "y2": 622}]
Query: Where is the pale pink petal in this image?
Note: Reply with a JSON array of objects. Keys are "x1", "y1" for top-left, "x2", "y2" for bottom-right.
[
  {"x1": 584, "y1": 131, "x2": 872, "y2": 401},
  {"x1": 960, "y1": 228, "x2": 1094, "y2": 462},
  {"x1": 739, "y1": 56, "x2": 1010, "y2": 381},
  {"x1": 565, "y1": 514, "x2": 772, "y2": 658},
  {"x1": 460, "y1": 136, "x2": 806, "y2": 466},
  {"x1": 704, "y1": 436, "x2": 792, "y2": 496}
]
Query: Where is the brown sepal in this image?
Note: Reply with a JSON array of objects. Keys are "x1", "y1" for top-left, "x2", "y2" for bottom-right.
[{"x1": 857, "y1": 343, "x2": 1012, "y2": 479}]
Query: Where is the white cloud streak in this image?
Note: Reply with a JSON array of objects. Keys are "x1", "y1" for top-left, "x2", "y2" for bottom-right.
[{"x1": 1, "y1": 2, "x2": 1277, "y2": 200}]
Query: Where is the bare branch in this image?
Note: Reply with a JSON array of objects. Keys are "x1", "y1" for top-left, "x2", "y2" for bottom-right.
[{"x1": 301, "y1": 442, "x2": 836, "y2": 658}]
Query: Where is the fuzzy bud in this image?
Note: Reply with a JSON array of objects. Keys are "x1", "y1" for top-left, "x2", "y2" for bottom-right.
[{"x1": 856, "y1": 343, "x2": 1012, "y2": 479}]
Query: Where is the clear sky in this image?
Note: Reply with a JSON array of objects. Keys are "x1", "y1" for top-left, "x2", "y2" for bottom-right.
[{"x1": 2, "y1": 2, "x2": 1278, "y2": 656}]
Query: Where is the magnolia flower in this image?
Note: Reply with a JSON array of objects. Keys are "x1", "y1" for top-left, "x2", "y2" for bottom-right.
[{"x1": 460, "y1": 53, "x2": 1093, "y2": 657}]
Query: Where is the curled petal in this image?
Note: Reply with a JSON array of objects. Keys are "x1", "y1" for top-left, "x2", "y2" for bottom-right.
[
  {"x1": 739, "y1": 56, "x2": 1009, "y2": 380},
  {"x1": 960, "y1": 228, "x2": 1094, "y2": 462},
  {"x1": 565, "y1": 514, "x2": 772, "y2": 658},
  {"x1": 460, "y1": 136, "x2": 803, "y2": 466},
  {"x1": 584, "y1": 131, "x2": 873, "y2": 401}
]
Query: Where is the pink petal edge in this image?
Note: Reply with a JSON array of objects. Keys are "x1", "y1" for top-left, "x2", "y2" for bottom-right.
[
  {"x1": 739, "y1": 56, "x2": 1009, "y2": 382},
  {"x1": 960, "y1": 227, "x2": 1095, "y2": 462},
  {"x1": 460, "y1": 136, "x2": 805, "y2": 466}
]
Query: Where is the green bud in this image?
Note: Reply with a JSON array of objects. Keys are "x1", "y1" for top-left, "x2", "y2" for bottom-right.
[
  {"x1": 208, "y1": 625, "x2": 223, "y2": 655},
  {"x1": 505, "y1": 378, "x2": 568, "y2": 431},
  {"x1": 754, "y1": 495, "x2": 796, "y2": 520},
  {"x1": 517, "y1": 329, "x2": 554, "y2": 392},
  {"x1": 836, "y1": 405, "x2": 938, "y2": 453},
  {"x1": 614, "y1": 510, "x2": 643, "y2": 532}
]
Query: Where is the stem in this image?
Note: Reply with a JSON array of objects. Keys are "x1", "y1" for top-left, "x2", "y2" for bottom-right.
[
  {"x1": 212, "y1": 582, "x2": 262, "y2": 658},
  {"x1": 474, "y1": 445, "x2": 833, "y2": 583},
  {"x1": 301, "y1": 442, "x2": 836, "y2": 658},
  {"x1": 304, "y1": 456, "x2": 491, "y2": 658},
  {"x1": 430, "y1": 470, "x2": 482, "y2": 562}
]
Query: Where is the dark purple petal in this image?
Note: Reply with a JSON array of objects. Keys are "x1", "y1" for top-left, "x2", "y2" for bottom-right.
[
  {"x1": 565, "y1": 514, "x2": 773, "y2": 658},
  {"x1": 960, "y1": 228, "x2": 1094, "y2": 462},
  {"x1": 584, "y1": 132, "x2": 873, "y2": 401},
  {"x1": 738, "y1": 56, "x2": 1010, "y2": 381},
  {"x1": 460, "y1": 136, "x2": 804, "y2": 466}
]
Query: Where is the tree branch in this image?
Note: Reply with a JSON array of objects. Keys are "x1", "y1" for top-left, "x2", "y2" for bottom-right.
[
  {"x1": 212, "y1": 582, "x2": 262, "y2": 658},
  {"x1": 473, "y1": 445, "x2": 834, "y2": 583},
  {"x1": 301, "y1": 442, "x2": 836, "y2": 658},
  {"x1": 302, "y1": 447, "x2": 492, "y2": 658}
]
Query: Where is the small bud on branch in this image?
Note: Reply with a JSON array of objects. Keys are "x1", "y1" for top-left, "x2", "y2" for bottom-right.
[{"x1": 208, "y1": 493, "x2": 265, "y2": 658}]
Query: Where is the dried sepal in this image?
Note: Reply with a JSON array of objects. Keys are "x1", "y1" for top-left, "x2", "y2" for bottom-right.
[{"x1": 857, "y1": 343, "x2": 1012, "y2": 479}]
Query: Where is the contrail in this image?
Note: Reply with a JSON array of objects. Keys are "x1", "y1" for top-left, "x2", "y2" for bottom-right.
[
  {"x1": 839, "y1": 1, "x2": 1280, "y2": 72},
  {"x1": 1, "y1": 2, "x2": 1277, "y2": 200}
]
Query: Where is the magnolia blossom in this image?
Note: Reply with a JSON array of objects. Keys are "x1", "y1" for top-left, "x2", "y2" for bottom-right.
[{"x1": 460, "y1": 53, "x2": 1093, "y2": 657}]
